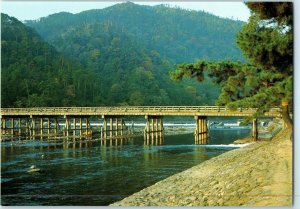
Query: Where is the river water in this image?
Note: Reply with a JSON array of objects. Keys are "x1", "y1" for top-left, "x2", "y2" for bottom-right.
[{"x1": 1, "y1": 129, "x2": 251, "y2": 206}]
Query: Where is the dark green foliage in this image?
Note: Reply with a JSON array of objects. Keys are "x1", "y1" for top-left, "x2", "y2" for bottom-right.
[
  {"x1": 1, "y1": 14, "x2": 98, "y2": 107},
  {"x1": 2, "y1": 2, "x2": 246, "y2": 107},
  {"x1": 171, "y1": 2, "x2": 293, "y2": 117},
  {"x1": 26, "y1": 2, "x2": 244, "y2": 63}
]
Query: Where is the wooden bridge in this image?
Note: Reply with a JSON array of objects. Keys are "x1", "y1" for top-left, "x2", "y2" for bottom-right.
[
  {"x1": 0, "y1": 106, "x2": 281, "y2": 117},
  {"x1": 0, "y1": 106, "x2": 281, "y2": 142}
]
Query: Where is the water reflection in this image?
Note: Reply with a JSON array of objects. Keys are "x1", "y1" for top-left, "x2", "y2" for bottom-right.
[
  {"x1": 1, "y1": 130, "x2": 251, "y2": 206},
  {"x1": 195, "y1": 137, "x2": 208, "y2": 145},
  {"x1": 99, "y1": 137, "x2": 135, "y2": 147},
  {"x1": 144, "y1": 133, "x2": 164, "y2": 146},
  {"x1": 4, "y1": 131, "x2": 214, "y2": 152}
]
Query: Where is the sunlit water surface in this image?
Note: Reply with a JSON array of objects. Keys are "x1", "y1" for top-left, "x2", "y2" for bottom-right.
[{"x1": 1, "y1": 130, "x2": 251, "y2": 205}]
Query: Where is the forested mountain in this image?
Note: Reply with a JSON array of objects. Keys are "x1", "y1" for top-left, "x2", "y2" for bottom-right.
[
  {"x1": 2, "y1": 2, "x2": 245, "y2": 107},
  {"x1": 1, "y1": 13, "x2": 99, "y2": 107},
  {"x1": 26, "y1": 2, "x2": 244, "y2": 63}
]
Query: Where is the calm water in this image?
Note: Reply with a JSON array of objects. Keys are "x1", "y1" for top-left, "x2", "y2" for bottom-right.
[{"x1": 1, "y1": 130, "x2": 251, "y2": 206}]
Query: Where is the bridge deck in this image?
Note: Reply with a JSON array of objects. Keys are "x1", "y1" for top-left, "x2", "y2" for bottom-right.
[{"x1": 0, "y1": 106, "x2": 281, "y2": 117}]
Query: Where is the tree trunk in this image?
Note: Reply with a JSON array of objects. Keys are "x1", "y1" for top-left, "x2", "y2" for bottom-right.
[{"x1": 281, "y1": 102, "x2": 293, "y2": 130}]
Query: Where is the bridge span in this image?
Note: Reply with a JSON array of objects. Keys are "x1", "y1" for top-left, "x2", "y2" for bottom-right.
[
  {"x1": 0, "y1": 106, "x2": 281, "y2": 117},
  {"x1": 1, "y1": 106, "x2": 281, "y2": 142}
]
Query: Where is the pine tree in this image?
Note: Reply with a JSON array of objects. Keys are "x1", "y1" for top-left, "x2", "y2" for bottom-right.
[{"x1": 171, "y1": 2, "x2": 293, "y2": 129}]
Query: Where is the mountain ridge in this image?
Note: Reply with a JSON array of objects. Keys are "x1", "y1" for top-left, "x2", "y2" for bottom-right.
[
  {"x1": 26, "y1": 2, "x2": 245, "y2": 63},
  {"x1": 2, "y1": 2, "x2": 246, "y2": 107}
]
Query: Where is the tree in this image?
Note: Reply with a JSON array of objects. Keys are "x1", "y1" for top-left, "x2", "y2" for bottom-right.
[{"x1": 171, "y1": 2, "x2": 293, "y2": 130}]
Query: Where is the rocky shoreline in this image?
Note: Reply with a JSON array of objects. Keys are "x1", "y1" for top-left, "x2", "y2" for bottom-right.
[{"x1": 111, "y1": 128, "x2": 292, "y2": 206}]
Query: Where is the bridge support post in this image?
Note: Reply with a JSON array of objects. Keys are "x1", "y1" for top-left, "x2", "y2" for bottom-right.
[
  {"x1": 85, "y1": 118, "x2": 89, "y2": 137},
  {"x1": 26, "y1": 117, "x2": 30, "y2": 136},
  {"x1": 120, "y1": 118, "x2": 123, "y2": 136},
  {"x1": 18, "y1": 118, "x2": 21, "y2": 136},
  {"x1": 109, "y1": 118, "x2": 113, "y2": 138},
  {"x1": 252, "y1": 118, "x2": 258, "y2": 141},
  {"x1": 11, "y1": 118, "x2": 14, "y2": 135},
  {"x1": 1, "y1": 117, "x2": 6, "y2": 135},
  {"x1": 102, "y1": 116, "x2": 125, "y2": 139},
  {"x1": 160, "y1": 118, "x2": 163, "y2": 139},
  {"x1": 145, "y1": 115, "x2": 149, "y2": 141},
  {"x1": 47, "y1": 118, "x2": 50, "y2": 136},
  {"x1": 40, "y1": 118, "x2": 44, "y2": 136},
  {"x1": 73, "y1": 118, "x2": 76, "y2": 138},
  {"x1": 144, "y1": 115, "x2": 163, "y2": 144},
  {"x1": 194, "y1": 116, "x2": 208, "y2": 144},
  {"x1": 54, "y1": 118, "x2": 58, "y2": 136},
  {"x1": 102, "y1": 116, "x2": 107, "y2": 139},
  {"x1": 31, "y1": 116, "x2": 36, "y2": 137},
  {"x1": 151, "y1": 118, "x2": 155, "y2": 141},
  {"x1": 195, "y1": 117, "x2": 199, "y2": 142},
  {"x1": 79, "y1": 117, "x2": 82, "y2": 136},
  {"x1": 155, "y1": 118, "x2": 159, "y2": 140},
  {"x1": 65, "y1": 116, "x2": 69, "y2": 138},
  {"x1": 116, "y1": 118, "x2": 119, "y2": 137}
]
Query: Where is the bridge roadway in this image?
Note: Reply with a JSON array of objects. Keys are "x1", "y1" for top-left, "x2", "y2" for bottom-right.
[
  {"x1": 0, "y1": 106, "x2": 281, "y2": 117},
  {"x1": 0, "y1": 106, "x2": 281, "y2": 141}
]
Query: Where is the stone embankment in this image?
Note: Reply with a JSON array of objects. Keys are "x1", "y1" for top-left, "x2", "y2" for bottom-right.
[{"x1": 111, "y1": 129, "x2": 292, "y2": 206}]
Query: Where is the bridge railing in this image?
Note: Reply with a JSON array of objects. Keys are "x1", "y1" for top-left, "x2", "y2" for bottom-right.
[{"x1": 0, "y1": 106, "x2": 281, "y2": 116}]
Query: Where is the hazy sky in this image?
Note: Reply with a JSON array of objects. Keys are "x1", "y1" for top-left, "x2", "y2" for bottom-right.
[{"x1": 1, "y1": 1, "x2": 251, "y2": 22}]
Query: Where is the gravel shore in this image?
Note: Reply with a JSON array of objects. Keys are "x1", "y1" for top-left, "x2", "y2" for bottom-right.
[{"x1": 111, "y1": 128, "x2": 292, "y2": 206}]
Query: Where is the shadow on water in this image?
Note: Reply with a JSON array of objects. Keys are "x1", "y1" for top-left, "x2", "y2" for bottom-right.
[{"x1": 1, "y1": 129, "x2": 251, "y2": 206}]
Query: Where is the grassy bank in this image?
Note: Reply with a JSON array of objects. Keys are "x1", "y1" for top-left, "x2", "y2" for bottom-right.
[{"x1": 111, "y1": 128, "x2": 292, "y2": 206}]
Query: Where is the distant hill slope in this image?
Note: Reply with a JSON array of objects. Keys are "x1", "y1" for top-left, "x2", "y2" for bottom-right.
[
  {"x1": 2, "y1": 3, "x2": 245, "y2": 107},
  {"x1": 23, "y1": 2, "x2": 246, "y2": 106},
  {"x1": 26, "y1": 2, "x2": 245, "y2": 63},
  {"x1": 1, "y1": 12, "x2": 218, "y2": 107},
  {"x1": 1, "y1": 13, "x2": 98, "y2": 107}
]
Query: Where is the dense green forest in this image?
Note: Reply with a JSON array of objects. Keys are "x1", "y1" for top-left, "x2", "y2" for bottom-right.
[
  {"x1": 2, "y1": 2, "x2": 245, "y2": 107},
  {"x1": 1, "y1": 13, "x2": 97, "y2": 107},
  {"x1": 27, "y1": 2, "x2": 245, "y2": 63}
]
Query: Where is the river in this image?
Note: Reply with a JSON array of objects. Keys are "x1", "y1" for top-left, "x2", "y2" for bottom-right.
[{"x1": 1, "y1": 129, "x2": 251, "y2": 206}]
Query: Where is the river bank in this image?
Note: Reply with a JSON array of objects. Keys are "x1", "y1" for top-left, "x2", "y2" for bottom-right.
[{"x1": 111, "y1": 128, "x2": 292, "y2": 206}]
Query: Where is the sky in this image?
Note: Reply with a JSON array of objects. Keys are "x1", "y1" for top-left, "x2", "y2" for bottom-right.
[{"x1": 1, "y1": 1, "x2": 251, "y2": 22}]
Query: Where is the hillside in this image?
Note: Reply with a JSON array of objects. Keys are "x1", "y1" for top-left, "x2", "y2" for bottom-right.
[
  {"x1": 2, "y1": 3, "x2": 246, "y2": 107},
  {"x1": 1, "y1": 13, "x2": 98, "y2": 107},
  {"x1": 24, "y1": 3, "x2": 247, "y2": 107},
  {"x1": 26, "y1": 2, "x2": 245, "y2": 63}
]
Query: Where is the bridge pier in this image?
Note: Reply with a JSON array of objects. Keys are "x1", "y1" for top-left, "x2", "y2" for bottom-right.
[
  {"x1": 29, "y1": 116, "x2": 58, "y2": 138},
  {"x1": 25, "y1": 118, "x2": 30, "y2": 136},
  {"x1": 252, "y1": 118, "x2": 258, "y2": 141},
  {"x1": 1, "y1": 117, "x2": 6, "y2": 135},
  {"x1": 194, "y1": 116, "x2": 208, "y2": 144},
  {"x1": 85, "y1": 118, "x2": 90, "y2": 137},
  {"x1": 102, "y1": 115, "x2": 126, "y2": 139},
  {"x1": 1, "y1": 116, "x2": 30, "y2": 137},
  {"x1": 40, "y1": 118, "x2": 44, "y2": 136},
  {"x1": 18, "y1": 118, "x2": 21, "y2": 136},
  {"x1": 11, "y1": 118, "x2": 14, "y2": 135},
  {"x1": 31, "y1": 116, "x2": 35, "y2": 136},
  {"x1": 0, "y1": 115, "x2": 91, "y2": 139},
  {"x1": 64, "y1": 116, "x2": 69, "y2": 137},
  {"x1": 64, "y1": 116, "x2": 92, "y2": 139},
  {"x1": 144, "y1": 115, "x2": 164, "y2": 143}
]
